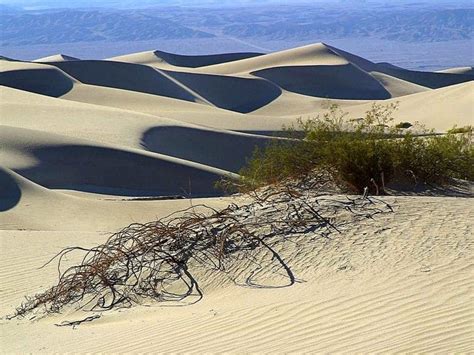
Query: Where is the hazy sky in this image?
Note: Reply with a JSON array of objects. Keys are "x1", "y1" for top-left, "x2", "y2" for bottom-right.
[{"x1": 2, "y1": 0, "x2": 470, "y2": 8}]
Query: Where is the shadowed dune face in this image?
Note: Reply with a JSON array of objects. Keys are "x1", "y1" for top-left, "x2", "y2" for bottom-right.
[
  {"x1": 50, "y1": 60, "x2": 200, "y2": 102},
  {"x1": 0, "y1": 67, "x2": 74, "y2": 97},
  {"x1": 252, "y1": 64, "x2": 391, "y2": 100},
  {"x1": 14, "y1": 144, "x2": 226, "y2": 197},
  {"x1": 49, "y1": 60, "x2": 281, "y2": 112},
  {"x1": 376, "y1": 67, "x2": 474, "y2": 89},
  {"x1": 152, "y1": 50, "x2": 263, "y2": 68},
  {"x1": 162, "y1": 69, "x2": 282, "y2": 113},
  {"x1": 142, "y1": 126, "x2": 275, "y2": 172},
  {"x1": 0, "y1": 168, "x2": 21, "y2": 212}
]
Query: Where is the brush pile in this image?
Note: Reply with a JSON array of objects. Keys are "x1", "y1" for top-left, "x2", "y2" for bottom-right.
[{"x1": 11, "y1": 178, "x2": 392, "y2": 321}]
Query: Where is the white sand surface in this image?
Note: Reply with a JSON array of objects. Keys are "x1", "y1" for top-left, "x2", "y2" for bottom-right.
[
  {"x1": 1, "y1": 196, "x2": 472, "y2": 353},
  {"x1": 1, "y1": 43, "x2": 473, "y2": 353},
  {"x1": 34, "y1": 54, "x2": 80, "y2": 62}
]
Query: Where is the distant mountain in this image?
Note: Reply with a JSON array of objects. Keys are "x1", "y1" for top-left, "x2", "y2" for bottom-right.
[
  {"x1": 0, "y1": 4, "x2": 472, "y2": 47},
  {"x1": 0, "y1": 10, "x2": 214, "y2": 46},
  {"x1": 220, "y1": 8, "x2": 473, "y2": 42}
]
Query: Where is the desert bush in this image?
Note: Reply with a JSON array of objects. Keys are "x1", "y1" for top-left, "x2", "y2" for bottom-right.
[
  {"x1": 10, "y1": 184, "x2": 392, "y2": 323},
  {"x1": 237, "y1": 103, "x2": 473, "y2": 194}
]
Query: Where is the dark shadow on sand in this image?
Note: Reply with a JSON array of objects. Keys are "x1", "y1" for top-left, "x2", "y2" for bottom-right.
[
  {"x1": 0, "y1": 67, "x2": 74, "y2": 97},
  {"x1": 15, "y1": 144, "x2": 226, "y2": 197},
  {"x1": 142, "y1": 126, "x2": 275, "y2": 173},
  {"x1": 0, "y1": 168, "x2": 22, "y2": 212}
]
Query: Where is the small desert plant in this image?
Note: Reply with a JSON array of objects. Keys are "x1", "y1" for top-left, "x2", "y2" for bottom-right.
[{"x1": 237, "y1": 103, "x2": 473, "y2": 194}]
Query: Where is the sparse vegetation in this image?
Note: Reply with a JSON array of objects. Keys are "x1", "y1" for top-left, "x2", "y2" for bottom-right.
[
  {"x1": 9, "y1": 182, "x2": 392, "y2": 323},
  {"x1": 395, "y1": 121, "x2": 413, "y2": 129},
  {"x1": 236, "y1": 103, "x2": 473, "y2": 194}
]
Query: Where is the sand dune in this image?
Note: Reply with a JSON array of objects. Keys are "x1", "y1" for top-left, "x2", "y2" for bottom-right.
[
  {"x1": 436, "y1": 66, "x2": 474, "y2": 75},
  {"x1": 110, "y1": 49, "x2": 263, "y2": 68},
  {"x1": 1, "y1": 43, "x2": 473, "y2": 353},
  {"x1": 0, "y1": 125, "x2": 235, "y2": 197},
  {"x1": 345, "y1": 81, "x2": 474, "y2": 131},
  {"x1": 51, "y1": 60, "x2": 206, "y2": 103},
  {"x1": 252, "y1": 64, "x2": 391, "y2": 100},
  {"x1": 1, "y1": 86, "x2": 279, "y2": 173},
  {"x1": 369, "y1": 71, "x2": 428, "y2": 97},
  {"x1": 0, "y1": 61, "x2": 77, "y2": 97},
  {"x1": 34, "y1": 54, "x2": 80, "y2": 62},
  {"x1": 376, "y1": 65, "x2": 473, "y2": 89},
  {"x1": 327, "y1": 44, "x2": 473, "y2": 89},
  {"x1": 1, "y1": 195, "x2": 472, "y2": 352},
  {"x1": 0, "y1": 166, "x2": 233, "y2": 231},
  {"x1": 47, "y1": 60, "x2": 282, "y2": 112},
  {"x1": 197, "y1": 43, "x2": 349, "y2": 74}
]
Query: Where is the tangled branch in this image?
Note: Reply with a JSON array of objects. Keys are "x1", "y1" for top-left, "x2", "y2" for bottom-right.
[{"x1": 10, "y1": 180, "x2": 392, "y2": 321}]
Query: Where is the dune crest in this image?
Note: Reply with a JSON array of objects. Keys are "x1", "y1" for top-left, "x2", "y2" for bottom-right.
[
  {"x1": 110, "y1": 49, "x2": 263, "y2": 68},
  {"x1": 34, "y1": 54, "x2": 80, "y2": 62}
]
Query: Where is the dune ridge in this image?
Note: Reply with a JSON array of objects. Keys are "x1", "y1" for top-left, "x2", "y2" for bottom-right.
[
  {"x1": 34, "y1": 54, "x2": 80, "y2": 62},
  {"x1": 0, "y1": 42, "x2": 473, "y2": 353},
  {"x1": 1, "y1": 43, "x2": 473, "y2": 199},
  {"x1": 109, "y1": 49, "x2": 263, "y2": 68}
]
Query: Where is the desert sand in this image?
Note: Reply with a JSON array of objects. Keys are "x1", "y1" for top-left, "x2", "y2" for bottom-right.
[{"x1": 0, "y1": 43, "x2": 473, "y2": 353}]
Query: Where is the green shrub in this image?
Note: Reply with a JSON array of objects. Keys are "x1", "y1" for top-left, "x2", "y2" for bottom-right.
[{"x1": 236, "y1": 103, "x2": 473, "y2": 194}]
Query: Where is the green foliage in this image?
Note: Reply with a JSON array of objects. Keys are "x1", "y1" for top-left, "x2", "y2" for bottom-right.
[
  {"x1": 395, "y1": 121, "x2": 413, "y2": 129},
  {"x1": 237, "y1": 103, "x2": 473, "y2": 194},
  {"x1": 447, "y1": 125, "x2": 473, "y2": 134}
]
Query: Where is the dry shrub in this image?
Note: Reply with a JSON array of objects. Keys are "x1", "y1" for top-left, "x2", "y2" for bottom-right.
[{"x1": 10, "y1": 178, "x2": 392, "y2": 323}]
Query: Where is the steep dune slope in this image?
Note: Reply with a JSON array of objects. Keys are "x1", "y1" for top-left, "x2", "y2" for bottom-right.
[
  {"x1": 327, "y1": 44, "x2": 474, "y2": 89},
  {"x1": 50, "y1": 60, "x2": 205, "y2": 103},
  {"x1": 0, "y1": 126, "x2": 234, "y2": 197},
  {"x1": 196, "y1": 43, "x2": 349, "y2": 74},
  {"x1": 0, "y1": 61, "x2": 76, "y2": 97},
  {"x1": 47, "y1": 60, "x2": 282, "y2": 113},
  {"x1": 197, "y1": 43, "x2": 431, "y2": 99},
  {"x1": 1, "y1": 87, "x2": 277, "y2": 172},
  {"x1": 110, "y1": 50, "x2": 263, "y2": 68},
  {"x1": 252, "y1": 64, "x2": 391, "y2": 100}
]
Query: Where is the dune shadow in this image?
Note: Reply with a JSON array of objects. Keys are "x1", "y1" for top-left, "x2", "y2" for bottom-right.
[
  {"x1": 51, "y1": 60, "x2": 198, "y2": 102},
  {"x1": 16, "y1": 144, "x2": 225, "y2": 197},
  {"x1": 159, "y1": 69, "x2": 282, "y2": 113},
  {"x1": 0, "y1": 67, "x2": 74, "y2": 97},
  {"x1": 0, "y1": 168, "x2": 22, "y2": 212},
  {"x1": 50, "y1": 60, "x2": 282, "y2": 113},
  {"x1": 154, "y1": 50, "x2": 263, "y2": 68},
  {"x1": 252, "y1": 64, "x2": 391, "y2": 100},
  {"x1": 376, "y1": 66, "x2": 474, "y2": 89},
  {"x1": 142, "y1": 126, "x2": 275, "y2": 173}
]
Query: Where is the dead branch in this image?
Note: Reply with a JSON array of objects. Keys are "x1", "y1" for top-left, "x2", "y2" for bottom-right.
[{"x1": 10, "y1": 179, "x2": 393, "y2": 322}]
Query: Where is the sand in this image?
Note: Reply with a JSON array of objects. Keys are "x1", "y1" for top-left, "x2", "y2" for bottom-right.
[
  {"x1": 1, "y1": 42, "x2": 473, "y2": 353},
  {"x1": 1, "y1": 196, "x2": 472, "y2": 353}
]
